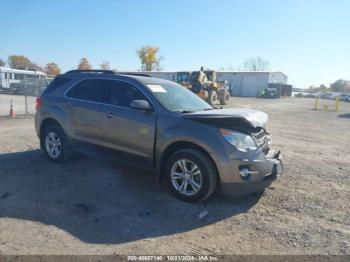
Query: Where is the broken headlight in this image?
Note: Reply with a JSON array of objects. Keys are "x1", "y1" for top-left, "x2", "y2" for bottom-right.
[{"x1": 220, "y1": 129, "x2": 257, "y2": 152}]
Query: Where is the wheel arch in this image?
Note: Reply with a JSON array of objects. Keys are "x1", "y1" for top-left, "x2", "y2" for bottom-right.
[
  {"x1": 39, "y1": 118, "x2": 63, "y2": 149},
  {"x1": 158, "y1": 141, "x2": 220, "y2": 182}
]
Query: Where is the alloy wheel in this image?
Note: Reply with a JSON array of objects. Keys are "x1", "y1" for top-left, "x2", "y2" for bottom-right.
[
  {"x1": 45, "y1": 131, "x2": 62, "y2": 159},
  {"x1": 171, "y1": 159, "x2": 202, "y2": 196}
]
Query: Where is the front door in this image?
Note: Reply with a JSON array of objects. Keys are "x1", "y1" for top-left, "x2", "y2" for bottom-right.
[{"x1": 101, "y1": 80, "x2": 156, "y2": 167}]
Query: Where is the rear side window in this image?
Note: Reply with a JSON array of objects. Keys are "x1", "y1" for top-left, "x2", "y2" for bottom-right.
[
  {"x1": 43, "y1": 77, "x2": 72, "y2": 94},
  {"x1": 66, "y1": 79, "x2": 109, "y2": 103}
]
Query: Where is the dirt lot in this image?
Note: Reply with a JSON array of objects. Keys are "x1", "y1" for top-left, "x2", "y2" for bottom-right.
[{"x1": 0, "y1": 97, "x2": 349, "y2": 255}]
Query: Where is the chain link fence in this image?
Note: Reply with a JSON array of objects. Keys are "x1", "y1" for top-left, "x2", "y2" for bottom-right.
[{"x1": 0, "y1": 78, "x2": 49, "y2": 116}]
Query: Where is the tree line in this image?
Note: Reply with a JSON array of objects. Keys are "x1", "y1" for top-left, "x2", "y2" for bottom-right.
[
  {"x1": 1, "y1": 47, "x2": 348, "y2": 93},
  {"x1": 0, "y1": 47, "x2": 269, "y2": 75},
  {"x1": 306, "y1": 80, "x2": 350, "y2": 94},
  {"x1": 0, "y1": 45, "x2": 164, "y2": 76},
  {"x1": 0, "y1": 46, "x2": 270, "y2": 74}
]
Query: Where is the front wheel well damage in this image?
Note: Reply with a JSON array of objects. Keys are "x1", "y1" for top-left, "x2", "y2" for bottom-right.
[{"x1": 158, "y1": 141, "x2": 220, "y2": 182}]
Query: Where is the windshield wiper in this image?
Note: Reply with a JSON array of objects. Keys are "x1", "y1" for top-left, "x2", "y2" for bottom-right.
[
  {"x1": 175, "y1": 108, "x2": 213, "y2": 113},
  {"x1": 174, "y1": 110, "x2": 195, "y2": 114},
  {"x1": 180, "y1": 110, "x2": 195, "y2": 113}
]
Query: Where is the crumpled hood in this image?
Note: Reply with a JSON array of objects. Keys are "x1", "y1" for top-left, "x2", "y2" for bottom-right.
[{"x1": 182, "y1": 108, "x2": 268, "y2": 129}]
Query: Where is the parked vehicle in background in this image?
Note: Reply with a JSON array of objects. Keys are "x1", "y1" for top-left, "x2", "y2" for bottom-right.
[
  {"x1": 304, "y1": 93, "x2": 316, "y2": 98},
  {"x1": 321, "y1": 92, "x2": 341, "y2": 100},
  {"x1": 259, "y1": 87, "x2": 278, "y2": 98},
  {"x1": 294, "y1": 92, "x2": 304, "y2": 97},
  {"x1": 295, "y1": 92, "x2": 348, "y2": 101},
  {"x1": 339, "y1": 93, "x2": 350, "y2": 102},
  {"x1": 35, "y1": 70, "x2": 282, "y2": 202}
]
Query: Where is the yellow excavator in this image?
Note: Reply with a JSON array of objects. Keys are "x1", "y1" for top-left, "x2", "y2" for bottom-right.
[{"x1": 176, "y1": 68, "x2": 230, "y2": 105}]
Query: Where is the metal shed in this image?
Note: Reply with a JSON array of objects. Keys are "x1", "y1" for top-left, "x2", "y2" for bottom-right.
[{"x1": 216, "y1": 71, "x2": 288, "y2": 97}]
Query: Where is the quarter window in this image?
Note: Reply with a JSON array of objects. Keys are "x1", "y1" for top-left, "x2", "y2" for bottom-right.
[{"x1": 43, "y1": 77, "x2": 72, "y2": 94}]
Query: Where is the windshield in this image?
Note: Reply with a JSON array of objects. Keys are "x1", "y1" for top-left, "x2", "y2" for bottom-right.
[{"x1": 146, "y1": 82, "x2": 212, "y2": 113}]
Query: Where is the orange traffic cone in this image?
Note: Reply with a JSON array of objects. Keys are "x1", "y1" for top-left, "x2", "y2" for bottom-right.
[{"x1": 9, "y1": 100, "x2": 15, "y2": 117}]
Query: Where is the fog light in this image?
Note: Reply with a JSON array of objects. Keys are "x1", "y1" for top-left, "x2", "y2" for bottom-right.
[{"x1": 239, "y1": 167, "x2": 258, "y2": 179}]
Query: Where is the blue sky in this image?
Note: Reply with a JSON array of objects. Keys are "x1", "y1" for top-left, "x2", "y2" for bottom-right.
[{"x1": 1, "y1": 0, "x2": 349, "y2": 88}]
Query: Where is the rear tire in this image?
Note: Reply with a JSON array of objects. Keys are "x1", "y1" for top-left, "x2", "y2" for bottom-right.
[
  {"x1": 164, "y1": 149, "x2": 217, "y2": 202},
  {"x1": 41, "y1": 124, "x2": 72, "y2": 163},
  {"x1": 219, "y1": 89, "x2": 230, "y2": 105}
]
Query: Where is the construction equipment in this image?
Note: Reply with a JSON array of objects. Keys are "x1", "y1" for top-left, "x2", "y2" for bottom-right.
[
  {"x1": 176, "y1": 68, "x2": 230, "y2": 106},
  {"x1": 259, "y1": 87, "x2": 278, "y2": 98},
  {"x1": 203, "y1": 70, "x2": 230, "y2": 105}
]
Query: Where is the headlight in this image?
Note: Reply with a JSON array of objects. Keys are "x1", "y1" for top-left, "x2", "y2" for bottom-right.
[{"x1": 220, "y1": 129, "x2": 257, "y2": 152}]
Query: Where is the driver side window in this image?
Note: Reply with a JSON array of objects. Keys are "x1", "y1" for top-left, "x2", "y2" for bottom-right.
[{"x1": 107, "y1": 80, "x2": 147, "y2": 108}]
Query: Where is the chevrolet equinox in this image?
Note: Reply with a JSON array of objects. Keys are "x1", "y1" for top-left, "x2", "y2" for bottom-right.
[{"x1": 35, "y1": 70, "x2": 282, "y2": 202}]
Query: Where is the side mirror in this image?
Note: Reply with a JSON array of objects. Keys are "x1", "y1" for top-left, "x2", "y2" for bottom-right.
[{"x1": 129, "y1": 100, "x2": 153, "y2": 111}]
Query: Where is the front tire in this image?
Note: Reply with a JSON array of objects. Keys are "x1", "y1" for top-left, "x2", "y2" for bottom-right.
[
  {"x1": 42, "y1": 124, "x2": 72, "y2": 163},
  {"x1": 164, "y1": 149, "x2": 217, "y2": 202},
  {"x1": 206, "y1": 90, "x2": 218, "y2": 105}
]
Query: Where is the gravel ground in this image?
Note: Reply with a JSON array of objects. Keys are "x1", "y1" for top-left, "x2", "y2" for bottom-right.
[{"x1": 0, "y1": 97, "x2": 349, "y2": 255}]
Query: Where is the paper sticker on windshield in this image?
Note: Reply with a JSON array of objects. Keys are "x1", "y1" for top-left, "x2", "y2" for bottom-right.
[{"x1": 147, "y1": 84, "x2": 166, "y2": 93}]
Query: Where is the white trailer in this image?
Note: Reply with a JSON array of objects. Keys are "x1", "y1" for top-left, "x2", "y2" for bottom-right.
[{"x1": 0, "y1": 67, "x2": 47, "y2": 93}]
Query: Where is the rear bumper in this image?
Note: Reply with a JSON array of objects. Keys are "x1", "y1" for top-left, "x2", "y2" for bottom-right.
[{"x1": 220, "y1": 150, "x2": 283, "y2": 196}]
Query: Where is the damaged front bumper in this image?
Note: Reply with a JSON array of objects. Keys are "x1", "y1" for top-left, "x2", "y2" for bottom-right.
[{"x1": 220, "y1": 149, "x2": 283, "y2": 196}]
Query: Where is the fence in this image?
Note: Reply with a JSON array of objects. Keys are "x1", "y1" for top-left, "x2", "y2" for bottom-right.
[{"x1": 0, "y1": 78, "x2": 49, "y2": 116}]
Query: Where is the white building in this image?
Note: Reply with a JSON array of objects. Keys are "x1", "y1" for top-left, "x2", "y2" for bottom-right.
[
  {"x1": 129, "y1": 70, "x2": 290, "y2": 97},
  {"x1": 216, "y1": 71, "x2": 288, "y2": 97}
]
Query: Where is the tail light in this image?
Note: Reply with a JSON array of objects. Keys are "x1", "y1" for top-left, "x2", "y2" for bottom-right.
[{"x1": 35, "y1": 97, "x2": 42, "y2": 111}]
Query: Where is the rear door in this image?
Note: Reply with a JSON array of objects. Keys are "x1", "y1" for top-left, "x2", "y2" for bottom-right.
[
  {"x1": 102, "y1": 80, "x2": 156, "y2": 167},
  {"x1": 65, "y1": 79, "x2": 109, "y2": 144}
]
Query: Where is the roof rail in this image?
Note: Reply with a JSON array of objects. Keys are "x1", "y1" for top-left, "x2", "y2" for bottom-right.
[
  {"x1": 64, "y1": 70, "x2": 116, "y2": 75},
  {"x1": 117, "y1": 72, "x2": 152, "y2": 77}
]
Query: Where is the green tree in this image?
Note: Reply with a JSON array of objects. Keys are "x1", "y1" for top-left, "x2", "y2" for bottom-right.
[
  {"x1": 318, "y1": 84, "x2": 330, "y2": 92},
  {"x1": 0, "y1": 58, "x2": 5, "y2": 67},
  {"x1": 331, "y1": 79, "x2": 350, "y2": 93},
  {"x1": 7, "y1": 55, "x2": 43, "y2": 70},
  {"x1": 243, "y1": 57, "x2": 270, "y2": 71},
  {"x1": 44, "y1": 62, "x2": 61, "y2": 75},
  {"x1": 8, "y1": 55, "x2": 33, "y2": 69},
  {"x1": 100, "y1": 61, "x2": 110, "y2": 70},
  {"x1": 77, "y1": 58, "x2": 92, "y2": 70},
  {"x1": 30, "y1": 63, "x2": 44, "y2": 71},
  {"x1": 137, "y1": 45, "x2": 163, "y2": 71}
]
